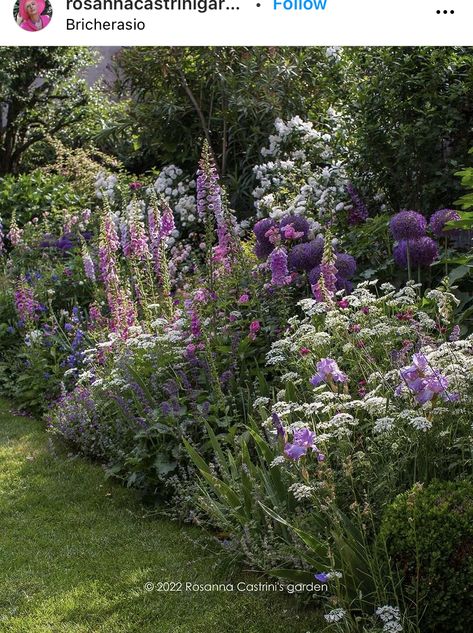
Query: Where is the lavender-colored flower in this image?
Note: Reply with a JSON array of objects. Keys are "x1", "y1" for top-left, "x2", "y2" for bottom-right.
[
  {"x1": 254, "y1": 239, "x2": 275, "y2": 260},
  {"x1": 279, "y1": 214, "x2": 310, "y2": 241},
  {"x1": 310, "y1": 358, "x2": 347, "y2": 387},
  {"x1": 56, "y1": 233, "x2": 75, "y2": 251},
  {"x1": 127, "y1": 201, "x2": 150, "y2": 261},
  {"x1": 397, "y1": 352, "x2": 455, "y2": 404},
  {"x1": 393, "y1": 237, "x2": 439, "y2": 268},
  {"x1": 82, "y1": 243, "x2": 96, "y2": 282},
  {"x1": 284, "y1": 426, "x2": 320, "y2": 461},
  {"x1": 311, "y1": 231, "x2": 339, "y2": 303},
  {"x1": 346, "y1": 183, "x2": 368, "y2": 225},
  {"x1": 293, "y1": 428, "x2": 317, "y2": 448},
  {"x1": 449, "y1": 325, "x2": 460, "y2": 342},
  {"x1": 429, "y1": 208, "x2": 461, "y2": 238},
  {"x1": 197, "y1": 142, "x2": 232, "y2": 264},
  {"x1": 284, "y1": 443, "x2": 307, "y2": 461},
  {"x1": 14, "y1": 280, "x2": 40, "y2": 323},
  {"x1": 159, "y1": 198, "x2": 176, "y2": 239},
  {"x1": 287, "y1": 237, "x2": 324, "y2": 272},
  {"x1": 269, "y1": 248, "x2": 290, "y2": 286},
  {"x1": 335, "y1": 253, "x2": 357, "y2": 279},
  {"x1": 314, "y1": 573, "x2": 329, "y2": 583},
  {"x1": 389, "y1": 210, "x2": 427, "y2": 240}
]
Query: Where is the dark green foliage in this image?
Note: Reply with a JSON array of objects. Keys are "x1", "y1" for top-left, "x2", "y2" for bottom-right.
[
  {"x1": 342, "y1": 47, "x2": 473, "y2": 213},
  {"x1": 0, "y1": 47, "x2": 102, "y2": 174},
  {"x1": 380, "y1": 480, "x2": 473, "y2": 633},
  {"x1": 103, "y1": 47, "x2": 339, "y2": 212}
]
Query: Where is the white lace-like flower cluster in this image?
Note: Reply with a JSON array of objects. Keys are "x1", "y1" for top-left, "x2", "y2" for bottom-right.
[{"x1": 375, "y1": 606, "x2": 402, "y2": 633}]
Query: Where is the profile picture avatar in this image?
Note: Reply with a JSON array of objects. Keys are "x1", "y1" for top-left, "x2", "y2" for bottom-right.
[{"x1": 14, "y1": 0, "x2": 52, "y2": 31}]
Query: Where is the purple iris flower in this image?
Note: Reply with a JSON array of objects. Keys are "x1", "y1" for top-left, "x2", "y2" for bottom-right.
[
  {"x1": 310, "y1": 358, "x2": 347, "y2": 387},
  {"x1": 293, "y1": 427, "x2": 317, "y2": 448},
  {"x1": 284, "y1": 442, "x2": 308, "y2": 461},
  {"x1": 314, "y1": 572, "x2": 329, "y2": 583}
]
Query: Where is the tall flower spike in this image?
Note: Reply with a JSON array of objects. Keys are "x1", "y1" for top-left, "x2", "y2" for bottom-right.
[
  {"x1": 312, "y1": 229, "x2": 338, "y2": 303},
  {"x1": 7, "y1": 212, "x2": 22, "y2": 247},
  {"x1": 147, "y1": 192, "x2": 174, "y2": 317},
  {"x1": 0, "y1": 217, "x2": 4, "y2": 254},
  {"x1": 346, "y1": 183, "x2": 368, "y2": 225},
  {"x1": 127, "y1": 199, "x2": 150, "y2": 261},
  {"x1": 269, "y1": 247, "x2": 290, "y2": 286},
  {"x1": 197, "y1": 141, "x2": 232, "y2": 267},
  {"x1": 81, "y1": 240, "x2": 96, "y2": 283}
]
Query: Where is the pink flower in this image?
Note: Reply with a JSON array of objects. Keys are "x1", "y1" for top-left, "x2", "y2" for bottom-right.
[
  {"x1": 280, "y1": 224, "x2": 305, "y2": 241},
  {"x1": 250, "y1": 320, "x2": 261, "y2": 334},
  {"x1": 338, "y1": 299, "x2": 350, "y2": 309},
  {"x1": 299, "y1": 347, "x2": 311, "y2": 356},
  {"x1": 238, "y1": 293, "x2": 250, "y2": 304}
]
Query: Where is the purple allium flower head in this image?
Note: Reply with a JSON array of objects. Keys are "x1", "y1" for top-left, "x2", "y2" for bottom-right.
[
  {"x1": 269, "y1": 247, "x2": 290, "y2": 286},
  {"x1": 429, "y1": 208, "x2": 461, "y2": 238},
  {"x1": 311, "y1": 358, "x2": 347, "y2": 387},
  {"x1": 346, "y1": 183, "x2": 369, "y2": 225},
  {"x1": 253, "y1": 218, "x2": 276, "y2": 245},
  {"x1": 254, "y1": 240, "x2": 275, "y2": 260},
  {"x1": 335, "y1": 253, "x2": 357, "y2": 279},
  {"x1": 393, "y1": 237, "x2": 439, "y2": 268},
  {"x1": 287, "y1": 237, "x2": 324, "y2": 272},
  {"x1": 279, "y1": 214, "x2": 310, "y2": 241},
  {"x1": 389, "y1": 210, "x2": 427, "y2": 240}
]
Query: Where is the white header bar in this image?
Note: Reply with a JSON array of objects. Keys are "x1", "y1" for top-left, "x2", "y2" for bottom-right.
[{"x1": 1, "y1": 0, "x2": 472, "y2": 45}]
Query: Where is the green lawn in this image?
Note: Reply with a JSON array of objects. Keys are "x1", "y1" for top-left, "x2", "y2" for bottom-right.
[{"x1": 0, "y1": 402, "x2": 322, "y2": 633}]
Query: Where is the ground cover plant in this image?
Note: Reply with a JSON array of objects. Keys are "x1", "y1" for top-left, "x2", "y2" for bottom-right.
[{"x1": 1, "y1": 45, "x2": 473, "y2": 633}]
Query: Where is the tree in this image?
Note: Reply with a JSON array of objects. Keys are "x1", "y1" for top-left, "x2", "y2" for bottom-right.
[
  {"x1": 103, "y1": 47, "x2": 341, "y2": 211},
  {"x1": 342, "y1": 47, "x2": 473, "y2": 212},
  {"x1": 0, "y1": 47, "x2": 99, "y2": 175}
]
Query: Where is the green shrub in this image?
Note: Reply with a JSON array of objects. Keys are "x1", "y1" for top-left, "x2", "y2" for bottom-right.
[
  {"x1": 0, "y1": 172, "x2": 86, "y2": 228},
  {"x1": 380, "y1": 480, "x2": 473, "y2": 633}
]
